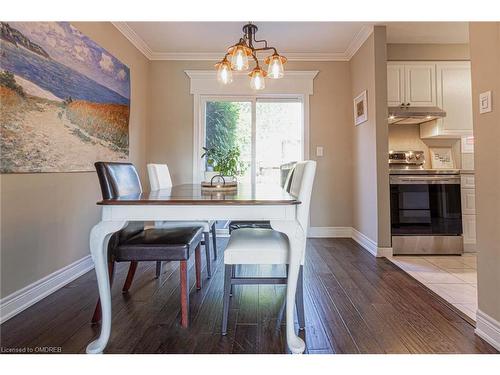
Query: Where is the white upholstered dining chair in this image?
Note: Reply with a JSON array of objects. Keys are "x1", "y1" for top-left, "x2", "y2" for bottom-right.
[
  {"x1": 147, "y1": 163, "x2": 217, "y2": 278},
  {"x1": 221, "y1": 160, "x2": 317, "y2": 335}
]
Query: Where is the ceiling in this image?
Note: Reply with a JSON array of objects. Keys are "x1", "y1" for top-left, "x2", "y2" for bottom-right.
[{"x1": 115, "y1": 22, "x2": 469, "y2": 61}]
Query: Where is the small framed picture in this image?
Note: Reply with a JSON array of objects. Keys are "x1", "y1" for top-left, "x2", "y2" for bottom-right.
[
  {"x1": 354, "y1": 90, "x2": 368, "y2": 126},
  {"x1": 430, "y1": 147, "x2": 455, "y2": 169}
]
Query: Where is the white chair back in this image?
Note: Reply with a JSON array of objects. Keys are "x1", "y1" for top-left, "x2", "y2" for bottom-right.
[
  {"x1": 147, "y1": 163, "x2": 173, "y2": 190},
  {"x1": 288, "y1": 160, "x2": 317, "y2": 232}
]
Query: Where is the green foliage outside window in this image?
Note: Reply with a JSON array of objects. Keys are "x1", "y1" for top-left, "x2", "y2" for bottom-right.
[
  {"x1": 203, "y1": 101, "x2": 246, "y2": 176},
  {"x1": 205, "y1": 101, "x2": 239, "y2": 150}
]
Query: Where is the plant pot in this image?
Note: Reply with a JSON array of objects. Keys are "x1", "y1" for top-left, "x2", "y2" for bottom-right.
[
  {"x1": 204, "y1": 171, "x2": 219, "y2": 182},
  {"x1": 204, "y1": 172, "x2": 235, "y2": 185}
]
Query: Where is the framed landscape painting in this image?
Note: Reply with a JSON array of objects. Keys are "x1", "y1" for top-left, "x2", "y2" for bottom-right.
[{"x1": 0, "y1": 22, "x2": 130, "y2": 173}]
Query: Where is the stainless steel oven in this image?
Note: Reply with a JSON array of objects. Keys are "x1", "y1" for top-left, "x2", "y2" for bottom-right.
[{"x1": 389, "y1": 151, "x2": 463, "y2": 255}]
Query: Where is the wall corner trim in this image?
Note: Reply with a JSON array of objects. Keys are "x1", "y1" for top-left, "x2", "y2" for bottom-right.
[
  {"x1": 345, "y1": 25, "x2": 374, "y2": 60},
  {"x1": 112, "y1": 22, "x2": 153, "y2": 59},
  {"x1": 0, "y1": 255, "x2": 95, "y2": 324},
  {"x1": 475, "y1": 309, "x2": 500, "y2": 351}
]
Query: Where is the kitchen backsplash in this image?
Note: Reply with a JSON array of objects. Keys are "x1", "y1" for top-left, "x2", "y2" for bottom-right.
[{"x1": 388, "y1": 124, "x2": 463, "y2": 169}]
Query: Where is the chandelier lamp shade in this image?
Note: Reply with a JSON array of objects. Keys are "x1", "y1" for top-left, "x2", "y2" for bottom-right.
[{"x1": 215, "y1": 23, "x2": 287, "y2": 90}]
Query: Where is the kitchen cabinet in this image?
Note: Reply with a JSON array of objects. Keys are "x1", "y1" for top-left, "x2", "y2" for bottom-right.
[
  {"x1": 387, "y1": 61, "x2": 473, "y2": 138},
  {"x1": 461, "y1": 188, "x2": 476, "y2": 215},
  {"x1": 462, "y1": 215, "x2": 477, "y2": 251},
  {"x1": 460, "y1": 174, "x2": 476, "y2": 252},
  {"x1": 420, "y1": 62, "x2": 473, "y2": 138},
  {"x1": 405, "y1": 63, "x2": 437, "y2": 106},
  {"x1": 387, "y1": 64, "x2": 405, "y2": 106},
  {"x1": 387, "y1": 62, "x2": 436, "y2": 107}
]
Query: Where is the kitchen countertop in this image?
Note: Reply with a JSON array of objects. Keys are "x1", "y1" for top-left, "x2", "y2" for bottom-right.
[
  {"x1": 460, "y1": 169, "x2": 475, "y2": 174},
  {"x1": 389, "y1": 168, "x2": 460, "y2": 175}
]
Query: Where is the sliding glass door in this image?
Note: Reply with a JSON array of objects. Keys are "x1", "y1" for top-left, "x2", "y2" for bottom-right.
[{"x1": 202, "y1": 96, "x2": 304, "y2": 185}]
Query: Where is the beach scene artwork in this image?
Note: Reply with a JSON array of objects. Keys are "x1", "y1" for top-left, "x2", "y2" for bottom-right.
[{"x1": 0, "y1": 22, "x2": 130, "y2": 173}]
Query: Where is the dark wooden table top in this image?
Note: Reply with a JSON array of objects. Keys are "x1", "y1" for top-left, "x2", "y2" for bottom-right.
[{"x1": 98, "y1": 183, "x2": 301, "y2": 206}]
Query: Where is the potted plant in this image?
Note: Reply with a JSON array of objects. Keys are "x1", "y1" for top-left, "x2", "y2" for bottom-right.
[{"x1": 201, "y1": 146, "x2": 245, "y2": 183}]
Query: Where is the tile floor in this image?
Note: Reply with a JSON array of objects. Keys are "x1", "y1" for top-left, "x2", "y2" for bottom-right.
[{"x1": 386, "y1": 253, "x2": 477, "y2": 320}]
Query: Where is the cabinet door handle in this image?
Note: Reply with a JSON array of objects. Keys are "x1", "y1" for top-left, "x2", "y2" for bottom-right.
[{"x1": 406, "y1": 103, "x2": 410, "y2": 106}]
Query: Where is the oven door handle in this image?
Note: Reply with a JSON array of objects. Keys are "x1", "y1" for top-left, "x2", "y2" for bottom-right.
[{"x1": 390, "y1": 176, "x2": 461, "y2": 184}]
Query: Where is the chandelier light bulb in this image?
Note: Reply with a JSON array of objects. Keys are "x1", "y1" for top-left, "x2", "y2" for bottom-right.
[
  {"x1": 215, "y1": 59, "x2": 233, "y2": 85},
  {"x1": 265, "y1": 54, "x2": 286, "y2": 79},
  {"x1": 231, "y1": 46, "x2": 249, "y2": 71},
  {"x1": 249, "y1": 67, "x2": 266, "y2": 90}
]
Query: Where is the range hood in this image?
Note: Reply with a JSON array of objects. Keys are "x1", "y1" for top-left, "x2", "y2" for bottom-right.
[{"x1": 388, "y1": 106, "x2": 446, "y2": 125}]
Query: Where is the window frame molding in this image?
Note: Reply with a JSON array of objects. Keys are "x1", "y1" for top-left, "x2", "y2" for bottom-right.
[{"x1": 185, "y1": 70, "x2": 318, "y2": 183}]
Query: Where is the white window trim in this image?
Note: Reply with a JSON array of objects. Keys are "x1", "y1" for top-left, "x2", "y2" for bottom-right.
[{"x1": 185, "y1": 70, "x2": 318, "y2": 183}]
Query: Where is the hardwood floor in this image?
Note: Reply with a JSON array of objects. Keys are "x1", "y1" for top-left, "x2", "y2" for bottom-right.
[{"x1": 0, "y1": 238, "x2": 496, "y2": 354}]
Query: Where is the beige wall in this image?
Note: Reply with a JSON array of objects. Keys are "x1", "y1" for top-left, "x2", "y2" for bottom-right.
[
  {"x1": 387, "y1": 43, "x2": 470, "y2": 61},
  {"x1": 0, "y1": 22, "x2": 150, "y2": 298},
  {"x1": 350, "y1": 26, "x2": 390, "y2": 247},
  {"x1": 148, "y1": 60, "x2": 354, "y2": 227},
  {"x1": 469, "y1": 22, "x2": 500, "y2": 323}
]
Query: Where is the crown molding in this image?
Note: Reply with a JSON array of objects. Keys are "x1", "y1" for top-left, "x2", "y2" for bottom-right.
[
  {"x1": 113, "y1": 22, "x2": 374, "y2": 62},
  {"x1": 112, "y1": 22, "x2": 153, "y2": 59},
  {"x1": 151, "y1": 51, "x2": 350, "y2": 61},
  {"x1": 345, "y1": 25, "x2": 374, "y2": 59}
]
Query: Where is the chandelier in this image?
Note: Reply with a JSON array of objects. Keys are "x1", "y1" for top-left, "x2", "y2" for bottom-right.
[{"x1": 215, "y1": 23, "x2": 287, "y2": 90}]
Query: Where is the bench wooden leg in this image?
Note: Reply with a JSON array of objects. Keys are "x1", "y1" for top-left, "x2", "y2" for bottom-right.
[
  {"x1": 122, "y1": 261, "x2": 138, "y2": 292},
  {"x1": 180, "y1": 260, "x2": 189, "y2": 328},
  {"x1": 203, "y1": 232, "x2": 211, "y2": 278},
  {"x1": 195, "y1": 244, "x2": 202, "y2": 290},
  {"x1": 211, "y1": 223, "x2": 217, "y2": 260},
  {"x1": 222, "y1": 264, "x2": 233, "y2": 335},
  {"x1": 155, "y1": 261, "x2": 162, "y2": 278}
]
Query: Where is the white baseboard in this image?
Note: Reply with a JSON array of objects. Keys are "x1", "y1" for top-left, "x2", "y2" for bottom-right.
[
  {"x1": 308, "y1": 226, "x2": 352, "y2": 238},
  {"x1": 475, "y1": 309, "x2": 500, "y2": 351},
  {"x1": 464, "y1": 242, "x2": 477, "y2": 252},
  {"x1": 0, "y1": 255, "x2": 94, "y2": 324},
  {"x1": 351, "y1": 228, "x2": 378, "y2": 257},
  {"x1": 223, "y1": 226, "x2": 353, "y2": 239},
  {"x1": 351, "y1": 228, "x2": 392, "y2": 257},
  {"x1": 308, "y1": 227, "x2": 392, "y2": 257},
  {"x1": 376, "y1": 247, "x2": 394, "y2": 257}
]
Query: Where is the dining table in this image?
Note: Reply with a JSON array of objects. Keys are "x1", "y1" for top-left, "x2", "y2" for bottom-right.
[{"x1": 86, "y1": 183, "x2": 307, "y2": 354}]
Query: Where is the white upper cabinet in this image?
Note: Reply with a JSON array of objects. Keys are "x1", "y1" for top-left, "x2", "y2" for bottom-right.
[
  {"x1": 388, "y1": 61, "x2": 473, "y2": 138},
  {"x1": 404, "y1": 63, "x2": 437, "y2": 106},
  {"x1": 387, "y1": 64, "x2": 405, "y2": 106},
  {"x1": 420, "y1": 61, "x2": 473, "y2": 138},
  {"x1": 387, "y1": 62, "x2": 436, "y2": 107},
  {"x1": 436, "y1": 62, "x2": 473, "y2": 134}
]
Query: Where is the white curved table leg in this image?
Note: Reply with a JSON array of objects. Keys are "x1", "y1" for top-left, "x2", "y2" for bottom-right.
[
  {"x1": 270, "y1": 220, "x2": 306, "y2": 354},
  {"x1": 86, "y1": 220, "x2": 127, "y2": 354}
]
